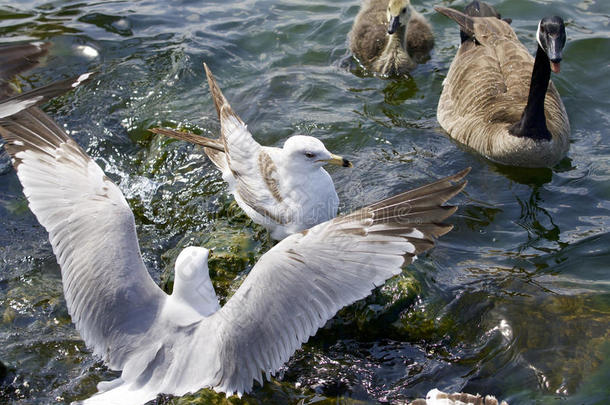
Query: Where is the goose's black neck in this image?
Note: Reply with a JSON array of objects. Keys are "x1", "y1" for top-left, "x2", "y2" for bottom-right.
[{"x1": 509, "y1": 45, "x2": 552, "y2": 141}]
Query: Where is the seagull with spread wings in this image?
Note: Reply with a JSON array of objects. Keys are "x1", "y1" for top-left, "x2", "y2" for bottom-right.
[
  {"x1": 151, "y1": 64, "x2": 353, "y2": 240},
  {"x1": 0, "y1": 48, "x2": 469, "y2": 404}
]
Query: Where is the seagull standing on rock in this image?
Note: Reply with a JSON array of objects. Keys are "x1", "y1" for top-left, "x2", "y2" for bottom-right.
[{"x1": 151, "y1": 63, "x2": 353, "y2": 240}]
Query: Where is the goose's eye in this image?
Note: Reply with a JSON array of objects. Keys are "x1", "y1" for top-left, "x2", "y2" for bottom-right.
[
  {"x1": 304, "y1": 152, "x2": 315, "y2": 159},
  {"x1": 402, "y1": 7, "x2": 407, "y2": 13}
]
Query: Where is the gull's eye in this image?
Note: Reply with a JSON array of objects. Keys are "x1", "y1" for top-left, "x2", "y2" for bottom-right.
[
  {"x1": 402, "y1": 7, "x2": 407, "y2": 13},
  {"x1": 304, "y1": 152, "x2": 315, "y2": 159}
]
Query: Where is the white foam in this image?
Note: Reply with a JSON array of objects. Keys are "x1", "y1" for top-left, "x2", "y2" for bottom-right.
[
  {"x1": 75, "y1": 45, "x2": 99, "y2": 59},
  {"x1": 72, "y1": 72, "x2": 93, "y2": 88}
]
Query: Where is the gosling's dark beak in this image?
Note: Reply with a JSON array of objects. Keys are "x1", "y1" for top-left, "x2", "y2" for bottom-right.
[
  {"x1": 388, "y1": 16, "x2": 400, "y2": 35},
  {"x1": 322, "y1": 154, "x2": 353, "y2": 168}
]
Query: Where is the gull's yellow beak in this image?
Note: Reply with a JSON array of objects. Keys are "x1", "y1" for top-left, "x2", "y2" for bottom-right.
[{"x1": 321, "y1": 153, "x2": 353, "y2": 168}]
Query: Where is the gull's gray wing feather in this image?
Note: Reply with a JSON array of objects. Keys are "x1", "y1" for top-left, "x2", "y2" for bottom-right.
[
  {"x1": 0, "y1": 105, "x2": 166, "y2": 370},
  {"x1": 0, "y1": 42, "x2": 50, "y2": 98},
  {"x1": 0, "y1": 73, "x2": 95, "y2": 118},
  {"x1": 207, "y1": 169, "x2": 469, "y2": 395},
  {"x1": 148, "y1": 127, "x2": 229, "y2": 173},
  {"x1": 203, "y1": 63, "x2": 290, "y2": 224}
]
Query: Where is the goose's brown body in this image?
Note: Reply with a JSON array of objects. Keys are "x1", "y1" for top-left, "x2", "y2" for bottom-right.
[{"x1": 437, "y1": 14, "x2": 570, "y2": 167}]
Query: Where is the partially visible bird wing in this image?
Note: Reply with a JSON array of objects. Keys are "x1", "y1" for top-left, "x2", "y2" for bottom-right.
[
  {"x1": 0, "y1": 72, "x2": 95, "y2": 118},
  {"x1": 0, "y1": 88, "x2": 166, "y2": 371},
  {"x1": 436, "y1": 5, "x2": 517, "y2": 44},
  {"x1": 149, "y1": 127, "x2": 224, "y2": 150},
  {"x1": 0, "y1": 42, "x2": 50, "y2": 98},
  {"x1": 206, "y1": 168, "x2": 469, "y2": 396},
  {"x1": 459, "y1": 1, "x2": 505, "y2": 43},
  {"x1": 148, "y1": 126, "x2": 230, "y2": 173},
  {"x1": 435, "y1": 6, "x2": 477, "y2": 39}
]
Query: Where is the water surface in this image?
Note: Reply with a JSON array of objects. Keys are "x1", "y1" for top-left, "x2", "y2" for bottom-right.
[{"x1": 0, "y1": 0, "x2": 609, "y2": 404}]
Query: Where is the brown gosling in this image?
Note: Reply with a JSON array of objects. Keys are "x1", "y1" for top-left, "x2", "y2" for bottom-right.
[{"x1": 349, "y1": 0, "x2": 434, "y2": 76}]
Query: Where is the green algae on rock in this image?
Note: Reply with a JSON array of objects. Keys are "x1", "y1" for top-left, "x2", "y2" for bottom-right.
[{"x1": 314, "y1": 272, "x2": 423, "y2": 343}]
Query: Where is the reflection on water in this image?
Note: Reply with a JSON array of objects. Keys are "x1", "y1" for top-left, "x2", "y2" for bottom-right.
[
  {"x1": 514, "y1": 187, "x2": 566, "y2": 253},
  {"x1": 1, "y1": 0, "x2": 610, "y2": 404}
]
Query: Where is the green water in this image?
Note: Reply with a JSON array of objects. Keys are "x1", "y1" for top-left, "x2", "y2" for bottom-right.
[{"x1": 1, "y1": 0, "x2": 609, "y2": 404}]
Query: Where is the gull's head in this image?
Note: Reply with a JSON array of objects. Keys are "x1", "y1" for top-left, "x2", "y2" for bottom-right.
[
  {"x1": 387, "y1": 0, "x2": 411, "y2": 35},
  {"x1": 537, "y1": 16, "x2": 566, "y2": 74},
  {"x1": 174, "y1": 246, "x2": 210, "y2": 282},
  {"x1": 171, "y1": 246, "x2": 220, "y2": 318},
  {"x1": 282, "y1": 135, "x2": 352, "y2": 170}
]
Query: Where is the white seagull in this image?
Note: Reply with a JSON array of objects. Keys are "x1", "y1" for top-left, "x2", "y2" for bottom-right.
[
  {"x1": 151, "y1": 63, "x2": 352, "y2": 240},
  {"x1": 0, "y1": 53, "x2": 470, "y2": 404}
]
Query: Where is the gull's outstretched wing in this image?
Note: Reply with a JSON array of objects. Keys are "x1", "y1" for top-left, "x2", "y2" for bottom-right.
[
  {"x1": 0, "y1": 42, "x2": 50, "y2": 98},
  {"x1": 148, "y1": 126, "x2": 229, "y2": 172},
  {"x1": 208, "y1": 168, "x2": 470, "y2": 395},
  {"x1": 0, "y1": 102, "x2": 166, "y2": 370},
  {"x1": 0, "y1": 72, "x2": 95, "y2": 118},
  {"x1": 203, "y1": 63, "x2": 290, "y2": 224}
]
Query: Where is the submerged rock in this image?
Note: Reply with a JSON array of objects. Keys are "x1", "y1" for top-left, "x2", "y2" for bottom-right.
[
  {"x1": 315, "y1": 271, "x2": 423, "y2": 342},
  {"x1": 155, "y1": 378, "x2": 307, "y2": 404}
]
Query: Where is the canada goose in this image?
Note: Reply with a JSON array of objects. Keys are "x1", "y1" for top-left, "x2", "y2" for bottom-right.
[
  {"x1": 0, "y1": 52, "x2": 469, "y2": 403},
  {"x1": 151, "y1": 64, "x2": 352, "y2": 240},
  {"x1": 436, "y1": 5, "x2": 570, "y2": 168},
  {"x1": 349, "y1": 0, "x2": 434, "y2": 76}
]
